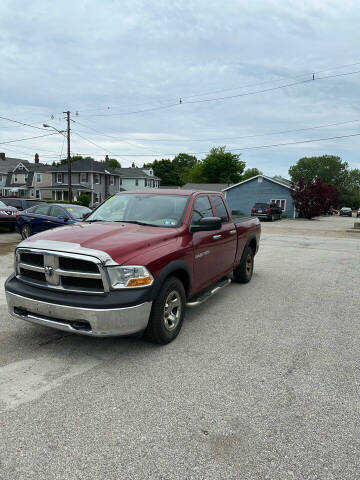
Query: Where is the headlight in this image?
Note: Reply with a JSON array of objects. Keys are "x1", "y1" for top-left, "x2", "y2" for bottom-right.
[{"x1": 106, "y1": 265, "x2": 154, "y2": 289}]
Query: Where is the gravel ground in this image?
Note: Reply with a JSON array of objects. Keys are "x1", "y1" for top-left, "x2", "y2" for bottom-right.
[
  {"x1": 260, "y1": 214, "x2": 359, "y2": 238},
  {"x1": 0, "y1": 219, "x2": 359, "y2": 479}
]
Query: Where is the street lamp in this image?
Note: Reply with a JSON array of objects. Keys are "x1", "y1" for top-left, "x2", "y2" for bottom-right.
[{"x1": 43, "y1": 122, "x2": 72, "y2": 202}]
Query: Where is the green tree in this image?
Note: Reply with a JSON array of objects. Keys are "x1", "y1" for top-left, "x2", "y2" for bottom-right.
[
  {"x1": 289, "y1": 155, "x2": 349, "y2": 186},
  {"x1": 144, "y1": 159, "x2": 179, "y2": 186},
  {"x1": 181, "y1": 162, "x2": 205, "y2": 183},
  {"x1": 289, "y1": 155, "x2": 360, "y2": 208},
  {"x1": 106, "y1": 158, "x2": 121, "y2": 169},
  {"x1": 241, "y1": 168, "x2": 262, "y2": 181},
  {"x1": 144, "y1": 154, "x2": 198, "y2": 186},
  {"x1": 201, "y1": 146, "x2": 245, "y2": 183}
]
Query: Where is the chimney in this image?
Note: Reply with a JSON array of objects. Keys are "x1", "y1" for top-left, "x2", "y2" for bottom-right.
[
  {"x1": 0, "y1": 153, "x2": 5, "y2": 161},
  {"x1": 132, "y1": 162, "x2": 135, "y2": 168},
  {"x1": 35, "y1": 153, "x2": 39, "y2": 164}
]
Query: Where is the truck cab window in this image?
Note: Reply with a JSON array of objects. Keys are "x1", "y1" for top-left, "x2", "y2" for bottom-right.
[
  {"x1": 211, "y1": 195, "x2": 229, "y2": 222},
  {"x1": 192, "y1": 196, "x2": 214, "y2": 225}
]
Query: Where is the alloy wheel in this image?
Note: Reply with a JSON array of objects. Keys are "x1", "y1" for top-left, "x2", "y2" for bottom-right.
[{"x1": 163, "y1": 290, "x2": 182, "y2": 331}]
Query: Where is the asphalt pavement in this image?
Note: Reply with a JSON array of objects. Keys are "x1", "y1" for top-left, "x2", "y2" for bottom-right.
[{"x1": 0, "y1": 218, "x2": 359, "y2": 479}]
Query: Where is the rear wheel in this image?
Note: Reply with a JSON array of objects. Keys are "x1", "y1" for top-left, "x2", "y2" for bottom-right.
[
  {"x1": 21, "y1": 224, "x2": 31, "y2": 239},
  {"x1": 233, "y1": 247, "x2": 254, "y2": 284},
  {"x1": 271, "y1": 214, "x2": 275, "y2": 222},
  {"x1": 145, "y1": 276, "x2": 186, "y2": 345}
]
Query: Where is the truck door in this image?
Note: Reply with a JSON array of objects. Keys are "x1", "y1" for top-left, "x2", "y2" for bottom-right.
[
  {"x1": 210, "y1": 195, "x2": 238, "y2": 276},
  {"x1": 191, "y1": 195, "x2": 223, "y2": 292}
]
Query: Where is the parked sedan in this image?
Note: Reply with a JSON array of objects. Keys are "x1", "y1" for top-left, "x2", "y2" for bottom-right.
[
  {"x1": 251, "y1": 202, "x2": 282, "y2": 221},
  {"x1": 0, "y1": 198, "x2": 46, "y2": 211},
  {"x1": 0, "y1": 200, "x2": 18, "y2": 231},
  {"x1": 16, "y1": 203, "x2": 91, "y2": 239},
  {"x1": 339, "y1": 207, "x2": 353, "y2": 217}
]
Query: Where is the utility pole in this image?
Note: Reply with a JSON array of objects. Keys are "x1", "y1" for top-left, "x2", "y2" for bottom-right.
[{"x1": 64, "y1": 110, "x2": 72, "y2": 202}]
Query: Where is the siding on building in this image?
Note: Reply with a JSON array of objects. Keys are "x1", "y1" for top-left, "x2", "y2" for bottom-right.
[{"x1": 224, "y1": 176, "x2": 296, "y2": 218}]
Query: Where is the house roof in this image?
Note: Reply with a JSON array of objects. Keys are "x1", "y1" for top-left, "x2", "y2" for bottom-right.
[
  {"x1": 0, "y1": 156, "x2": 30, "y2": 173},
  {"x1": 40, "y1": 184, "x2": 93, "y2": 191},
  {"x1": 50, "y1": 158, "x2": 118, "y2": 173},
  {"x1": 49, "y1": 159, "x2": 160, "y2": 180},
  {"x1": 182, "y1": 183, "x2": 232, "y2": 192},
  {"x1": 222, "y1": 175, "x2": 294, "y2": 191},
  {"x1": 114, "y1": 167, "x2": 160, "y2": 180}
]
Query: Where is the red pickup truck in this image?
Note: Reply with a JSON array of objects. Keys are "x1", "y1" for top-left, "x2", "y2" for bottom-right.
[{"x1": 5, "y1": 190, "x2": 260, "y2": 344}]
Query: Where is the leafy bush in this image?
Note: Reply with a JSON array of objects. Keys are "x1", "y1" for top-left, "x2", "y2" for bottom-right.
[{"x1": 76, "y1": 193, "x2": 91, "y2": 207}]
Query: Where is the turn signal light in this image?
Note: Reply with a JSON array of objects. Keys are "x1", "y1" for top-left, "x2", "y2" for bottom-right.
[
  {"x1": 127, "y1": 277, "x2": 153, "y2": 287},
  {"x1": 251, "y1": 208, "x2": 255, "y2": 213}
]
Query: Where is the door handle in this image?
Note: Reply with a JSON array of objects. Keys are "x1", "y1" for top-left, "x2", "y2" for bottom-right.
[
  {"x1": 213, "y1": 234, "x2": 222, "y2": 240},
  {"x1": 229, "y1": 229, "x2": 236, "y2": 235}
]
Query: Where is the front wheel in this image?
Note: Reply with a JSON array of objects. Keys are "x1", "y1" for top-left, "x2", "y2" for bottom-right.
[
  {"x1": 21, "y1": 224, "x2": 31, "y2": 239},
  {"x1": 145, "y1": 276, "x2": 186, "y2": 345},
  {"x1": 233, "y1": 247, "x2": 254, "y2": 284}
]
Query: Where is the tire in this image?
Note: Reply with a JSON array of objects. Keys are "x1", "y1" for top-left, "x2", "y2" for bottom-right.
[
  {"x1": 271, "y1": 214, "x2": 275, "y2": 222},
  {"x1": 233, "y1": 247, "x2": 254, "y2": 284},
  {"x1": 145, "y1": 276, "x2": 186, "y2": 345},
  {"x1": 21, "y1": 224, "x2": 31, "y2": 240}
]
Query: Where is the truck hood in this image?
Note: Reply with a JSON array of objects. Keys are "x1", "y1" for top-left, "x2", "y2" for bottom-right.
[{"x1": 21, "y1": 221, "x2": 180, "y2": 264}]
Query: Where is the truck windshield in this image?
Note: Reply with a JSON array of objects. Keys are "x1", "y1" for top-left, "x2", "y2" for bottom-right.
[{"x1": 85, "y1": 194, "x2": 189, "y2": 227}]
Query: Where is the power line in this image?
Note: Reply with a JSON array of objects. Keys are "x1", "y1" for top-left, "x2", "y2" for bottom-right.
[
  {"x1": 71, "y1": 131, "x2": 360, "y2": 157},
  {"x1": 0, "y1": 116, "x2": 50, "y2": 131},
  {"x1": 0, "y1": 131, "x2": 62, "y2": 145},
  {"x1": 79, "y1": 69, "x2": 360, "y2": 118},
  {"x1": 183, "y1": 69, "x2": 360, "y2": 105},
  {"x1": 71, "y1": 131, "x2": 135, "y2": 166},
  {"x1": 74, "y1": 60, "x2": 360, "y2": 116},
  {"x1": 72, "y1": 118, "x2": 360, "y2": 144}
]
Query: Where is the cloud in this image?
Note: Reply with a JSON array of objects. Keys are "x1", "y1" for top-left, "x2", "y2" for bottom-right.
[{"x1": 1, "y1": 0, "x2": 360, "y2": 174}]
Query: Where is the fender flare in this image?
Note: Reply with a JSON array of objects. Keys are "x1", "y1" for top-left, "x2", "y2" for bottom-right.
[
  {"x1": 240, "y1": 234, "x2": 258, "y2": 263},
  {"x1": 151, "y1": 260, "x2": 192, "y2": 300}
]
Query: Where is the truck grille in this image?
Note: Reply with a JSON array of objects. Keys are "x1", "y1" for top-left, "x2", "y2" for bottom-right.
[{"x1": 16, "y1": 248, "x2": 108, "y2": 294}]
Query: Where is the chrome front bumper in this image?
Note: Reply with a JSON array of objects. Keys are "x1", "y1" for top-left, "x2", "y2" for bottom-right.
[{"x1": 6, "y1": 291, "x2": 152, "y2": 337}]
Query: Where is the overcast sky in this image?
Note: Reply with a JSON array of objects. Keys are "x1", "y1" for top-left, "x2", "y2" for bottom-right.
[{"x1": 1, "y1": 0, "x2": 360, "y2": 176}]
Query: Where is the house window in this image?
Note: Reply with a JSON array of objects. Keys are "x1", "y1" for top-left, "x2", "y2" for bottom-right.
[
  {"x1": 135, "y1": 179, "x2": 139, "y2": 186},
  {"x1": 145, "y1": 179, "x2": 147, "y2": 187},
  {"x1": 36, "y1": 190, "x2": 41, "y2": 199},
  {"x1": 80, "y1": 173, "x2": 87, "y2": 183},
  {"x1": 270, "y1": 199, "x2": 286, "y2": 211},
  {"x1": 24, "y1": 174, "x2": 28, "y2": 181},
  {"x1": 94, "y1": 174, "x2": 100, "y2": 184},
  {"x1": 119, "y1": 178, "x2": 122, "y2": 185},
  {"x1": 0, "y1": 175, "x2": 2, "y2": 183},
  {"x1": 57, "y1": 173, "x2": 63, "y2": 183},
  {"x1": 258, "y1": 176, "x2": 263, "y2": 183},
  {"x1": 13, "y1": 174, "x2": 18, "y2": 183},
  {"x1": 110, "y1": 175, "x2": 114, "y2": 185},
  {"x1": 36, "y1": 173, "x2": 42, "y2": 182}
]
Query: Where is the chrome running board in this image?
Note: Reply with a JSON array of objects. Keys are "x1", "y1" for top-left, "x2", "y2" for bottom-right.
[{"x1": 186, "y1": 277, "x2": 231, "y2": 307}]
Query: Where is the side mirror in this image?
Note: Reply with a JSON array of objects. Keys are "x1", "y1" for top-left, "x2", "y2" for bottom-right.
[
  {"x1": 59, "y1": 215, "x2": 69, "y2": 222},
  {"x1": 190, "y1": 216, "x2": 222, "y2": 233}
]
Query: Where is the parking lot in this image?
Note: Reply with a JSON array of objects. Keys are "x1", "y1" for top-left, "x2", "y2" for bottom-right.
[{"x1": 0, "y1": 216, "x2": 359, "y2": 480}]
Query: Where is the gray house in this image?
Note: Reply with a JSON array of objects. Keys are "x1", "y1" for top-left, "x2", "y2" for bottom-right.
[
  {"x1": 223, "y1": 175, "x2": 297, "y2": 218},
  {"x1": 4, "y1": 158, "x2": 53, "y2": 199},
  {"x1": 0, "y1": 153, "x2": 31, "y2": 195},
  {"x1": 47, "y1": 159, "x2": 161, "y2": 203}
]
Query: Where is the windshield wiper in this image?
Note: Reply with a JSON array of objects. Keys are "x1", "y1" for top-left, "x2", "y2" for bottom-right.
[
  {"x1": 85, "y1": 219, "x2": 108, "y2": 223},
  {"x1": 113, "y1": 220, "x2": 160, "y2": 227}
]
